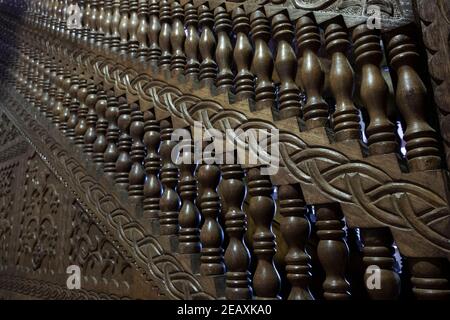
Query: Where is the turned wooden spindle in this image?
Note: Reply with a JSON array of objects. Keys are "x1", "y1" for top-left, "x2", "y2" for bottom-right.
[
  {"x1": 128, "y1": 103, "x2": 145, "y2": 202},
  {"x1": 88, "y1": 0, "x2": 98, "y2": 47},
  {"x1": 352, "y1": 25, "x2": 396, "y2": 155},
  {"x1": 184, "y1": 3, "x2": 200, "y2": 81},
  {"x1": 110, "y1": 0, "x2": 121, "y2": 52},
  {"x1": 95, "y1": 0, "x2": 106, "y2": 48},
  {"x1": 136, "y1": 0, "x2": 150, "y2": 62},
  {"x1": 127, "y1": 0, "x2": 139, "y2": 58},
  {"x1": 296, "y1": 16, "x2": 328, "y2": 129},
  {"x1": 247, "y1": 168, "x2": 281, "y2": 299},
  {"x1": 159, "y1": 119, "x2": 180, "y2": 235},
  {"x1": 143, "y1": 110, "x2": 162, "y2": 219},
  {"x1": 279, "y1": 184, "x2": 313, "y2": 300},
  {"x1": 360, "y1": 228, "x2": 400, "y2": 300},
  {"x1": 178, "y1": 138, "x2": 201, "y2": 254},
  {"x1": 170, "y1": 1, "x2": 185, "y2": 75},
  {"x1": 74, "y1": 79, "x2": 89, "y2": 147},
  {"x1": 198, "y1": 4, "x2": 217, "y2": 87},
  {"x1": 58, "y1": 68, "x2": 72, "y2": 133},
  {"x1": 387, "y1": 34, "x2": 441, "y2": 171},
  {"x1": 198, "y1": 158, "x2": 225, "y2": 276},
  {"x1": 104, "y1": 91, "x2": 120, "y2": 180},
  {"x1": 232, "y1": 7, "x2": 253, "y2": 101},
  {"x1": 158, "y1": 0, "x2": 171, "y2": 70},
  {"x1": 250, "y1": 9, "x2": 275, "y2": 110},
  {"x1": 118, "y1": 0, "x2": 130, "y2": 56},
  {"x1": 115, "y1": 96, "x2": 132, "y2": 190},
  {"x1": 316, "y1": 204, "x2": 351, "y2": 300},
  {"x1": 325, "y1": 23, "x2": 361, "y2": 142},
  {"x1": 272, "y1": 12, "x2": 301, "y2": 118},
  {"x1": 408, "y1": 258, "x2": 450, "y2": 300},
  {"x1": 222, "y1": 163, "x2": 252, "y2": 299},
  {"x1": 214, "y1": 6, "x2": 233, "y2": 92},
  {"x1": 101, "y1": 0, "x2": 113, "y2": 49},
  {"x1": 66, "y1": 74, "x2": 80, "y2": 141},
  {"x1": 92, "y1": 89, "x2": 108, "y2": 168},
  {"x1": 51, "y1": 64, "x2": 65, "y2": 126},
  {"x1": 148, "y1": 0, "x2": 161, "y2": 65},
  {"x1": 83, "y1": 83, "x2": 99, "y2": 158}
]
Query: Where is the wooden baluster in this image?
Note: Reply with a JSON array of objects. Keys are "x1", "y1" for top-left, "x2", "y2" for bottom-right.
[
  {"x1": 387, "y1": 34, "x2": 441, "y2": 171},
  {"x1": 51, "y1": 64, "x2": 65, "y2": 126},
  {"x1": 352, "y1": 25, "x2": 396, "y2": 154},
  {"x1": 88, "y1": 0, "x2": 98, "y2": 47},
  {"x1": 316, "y1": 204, "x2": 351, "y2": 300},
  {"x1": 198, "y1": 4, "x2": 217, "y2": 88},
  {"x1": 214, "y1": 6, "x2": 233, "y2": 93},
  {"x1": 158, "y1": 0, "x2": 171, "y2": 70},
  {"x1": 148, "y1": 0, "x2": 161, "y2": 65},
  {"x1": 136, "y1": 0, "x2": 150, "y2": 63},
  {"x1": 58, "y1": 68, "x2": 72, "y2": 134},
  {"x1": 272, "y1": 12, "x2": 301, "y2": 119},
  {"x1": 232, "y1": 7, "x2": 253, "y2": 101},
  {"x1": 360, "y1": 228, "x2": 400, "y2": 299},
  {"x1": 279, "y1": 184, "x2": 313, "y2": 300},
  {"x1": 170, "y1": 1, "x2": 185, "y2": 75},
  {"x1": 247, "y1": 168, "x2": 280, "y2": 299},
  {"x1": 102, "y1": 0, "x2": 113, "y2": 50},
  {"x1": 118, "y1": 0, "x2": 129, "y2": 56},
  {"x1": 350, "y1": 25, "x2": 401, "y2": 300},
  {"x1": 198, "y1": 158, "x2": 225, "y2": 275},
  {"x1": 184, "y1": 3, "x2": 200, "y2": 82},
  {"x1": 66, "y1": 74, "x2": 80, "y2": 141},
  {"x1": 104, "y1": 90, "x2": 120, "y2": 180},
  {"x1": 83, "y1": 83, "x2": 99, "y2": 158},
  {"x1": 95, "y1": 0, "x2": 106, "y2": 48},
  {"x1": 325, "y1": 23, "x2": 361, "y2": 142},
  {"x1": 128, "y1": 103, "x2": 145, "y2": 203},
  {"x1": 295, "y1": 16, "x2": 328, "y2": 129},
  {"x1": 110, "y1": 0, "x2": 121, "y2": 52},
  {"x1": 92, "y1": 89, "x2": 108, "y2": 168},
  {"x1": 408, "y1": 258, "x2": 450, "y2": 300},
  {"x1": 178, "y1": 138, "x2": 201, "y2": 254},
  {"x1": 250, "y1": 9, "x2": 275, "y2": 110},
  {"x1": 142, "y1": 110, "x2": 162, "y2": 219},
  {"x1": 115, "y1": 96, "x2": 132, "y2": 190},
  {"x1": 159, "y1": 119, "x2": 180, "y2": 235},
  {"x1": 127, "y1": 0, "x2": 139, "y2": 58},
  {"x1": 74, "y1": 79, "x2": 88, "y2": 147},
  {"x1": 40, "y1": 56, "x2": 52, "y2": 117},
  {"x1": 222, "y1": 163, "x2": 252, "y2": 299}
]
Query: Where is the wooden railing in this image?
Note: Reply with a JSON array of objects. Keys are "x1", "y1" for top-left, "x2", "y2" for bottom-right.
[{"x1": 0, "y1": 0, "x2": 448, "y2": 300}]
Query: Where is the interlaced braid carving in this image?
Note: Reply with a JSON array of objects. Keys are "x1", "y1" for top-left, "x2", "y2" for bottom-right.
[{"x1": 93, "y1": 72, "x2": 450, "y2": 254}]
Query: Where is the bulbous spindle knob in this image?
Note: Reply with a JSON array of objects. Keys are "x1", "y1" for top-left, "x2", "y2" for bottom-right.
[
  {"x1": 325, "y1": 23, "x2": 361, "y2": 142},
  {"x1": 250, "y1": 9, "x2": 275, "y2": 110},
  {"x1": 387, "y1": 34, "x2": 441, "y2": 171},
  {"x1": 158, "y1": 0, "x2": 172, "y2": 70},
  {"x1": 272, "y1": 12, "x2": 301, "y2": 119},
  {"x1": 296, "y1": 16, "x2": 328, "y2": 129},
  {"x1": 198, "y1": 4, "x2": 217, "y2": 88},
  {"x1": 184, "y1": 3, "x2": 200, "y2": 81},
  {"x1": 214, "y1": 6, "x2": 233, "y2": 92},
  {"x1": 232, "y1": 7, "x2": 254, "y2": 101},
  {"x1": 352, "y1": 25, "x2": 396, "y2": 155}
]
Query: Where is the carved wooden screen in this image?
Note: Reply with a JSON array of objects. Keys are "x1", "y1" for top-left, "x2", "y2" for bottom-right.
[{"x1": 0, "y1": 0, "x2": 448, "y2": 300}]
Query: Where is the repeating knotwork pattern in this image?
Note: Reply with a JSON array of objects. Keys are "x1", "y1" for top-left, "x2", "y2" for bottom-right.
[{"x1": 92, "y1": 58, "x2": 450, "y2": 253}]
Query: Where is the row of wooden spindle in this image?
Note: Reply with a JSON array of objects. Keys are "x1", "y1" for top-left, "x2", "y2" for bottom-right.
[
  {"x1": 27, "y1": 0, "x2": 443, "y2": 172},
  {"x1": 0, "y1": 0, "x2": 447, "y2": 300}
]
